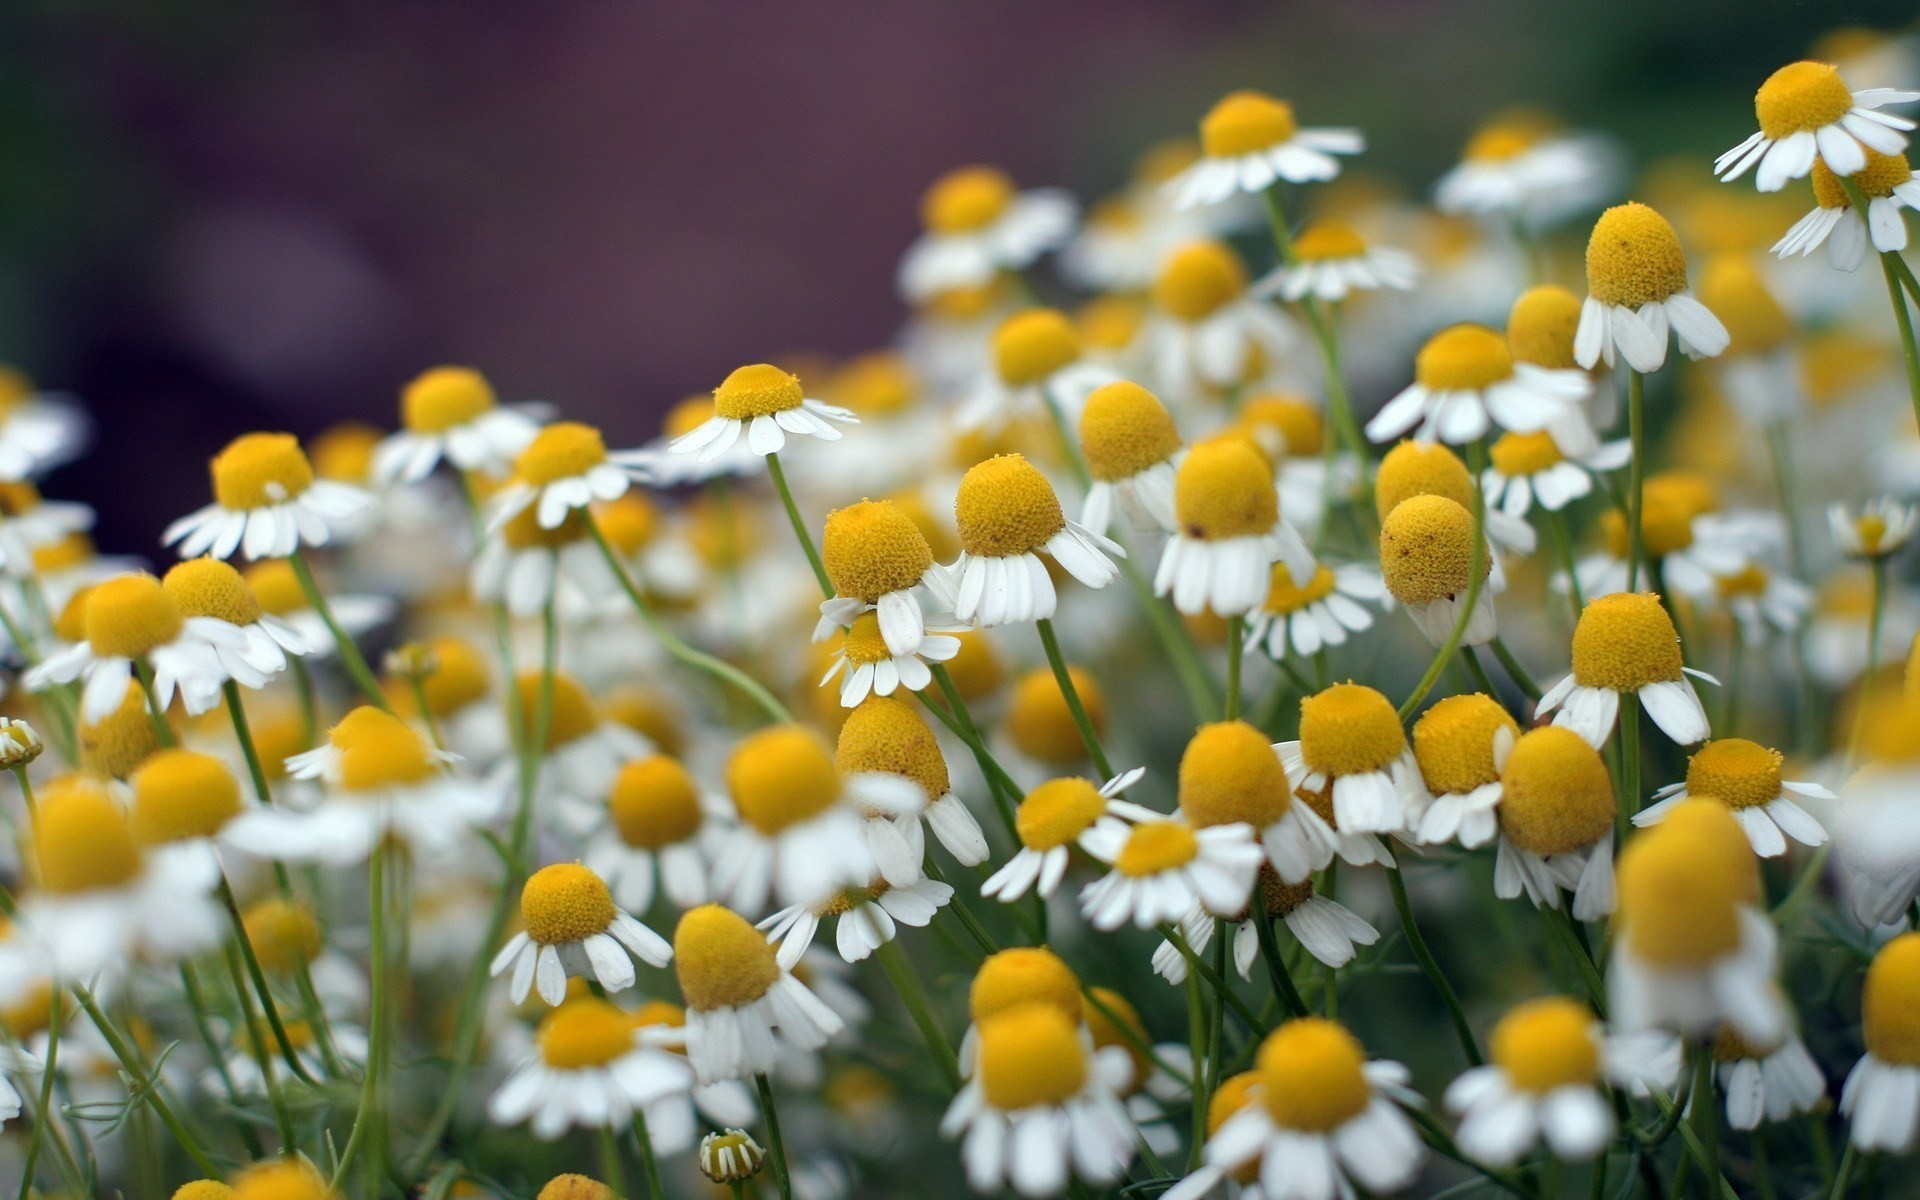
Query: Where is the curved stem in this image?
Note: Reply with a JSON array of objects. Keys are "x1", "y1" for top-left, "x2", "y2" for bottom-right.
[
  {"x1": 288, "y1": 550, "x2": 391, "y2": 710},
  {"x1": 1487, "y1": 636, "x2": 1541, "y2": 702},
  {"x1": 1545, "y1": 505, "x2": 1585, "y2": 619},
  {"x1": 754, "y1": 1073, "x2": 794, "y2": 1200},
  {"x1": 1035, "y1": 618, "x2": 1114, "y2": 778},
  {"x1": 766, "y1": 451, "x2": 831, "y2": 597},
  {"x1": 131, "y1": 661, "x2": 177, "y2": 747},
  {"x1": 873, "y1": 935, "x2": 961, "y2": 1090},
  {"x1": 1385, "y1": 866, "x2": 1482, "y2": 1065}
]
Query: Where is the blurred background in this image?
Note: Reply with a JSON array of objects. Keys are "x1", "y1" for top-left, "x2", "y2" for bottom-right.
[{"x1": 0, "y1": 0, "x2": 1910, "y2": 550}]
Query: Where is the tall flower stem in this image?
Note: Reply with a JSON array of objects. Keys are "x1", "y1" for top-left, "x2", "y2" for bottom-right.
[
  {"x1": 585, "y1": 514, "x2": 791, "y2": 724},
  {"x1": 1842, "y1": 176, "x2": 1920, "y2": 434},
  {"x1": 1398, "y1": 441, "x2": 1491, "y2": 721},
  {"x1": 17, "y1": 987, "x2": 60, "y2": 1200},
  {"x1": 1624, "y1": 370, "x2": 1647, "y2": 593},
  {"x1": 223, "y1": 935, "x2": 298, "y2": 1152},
  {"x1": 1035, "y1": 618, "x2": 1114, "y2": 777},
  {"x1": 72, "y1": 984, "x2": 219, "y2": 1176},
  {"x1": 132, "y1": 661, "x2": 177, "y2": 747},
  {"x1": 288, "y1": 550, "x2": 391, "y2": 710},
  {"x1": 754, "y1": 1073, "x2": 794, "y2": 1200},
  {"x1": 178, "y1": 962, "x2": 263, "y2": 1159},
  {"x1": 215, "y1": 875, "x2": 321, "y2": 1085},
  {"x1": 1545, "y1": 506, "x2": 1585, "y2": 619},
  {"x1": 332, "y1": 839, "x2": 389, "y2": 1191},
  {"x1": 630, "y1": 1111, "x2": 667, "y2": 1200},
  {"x1": 1224, "y1": 617, "x2": 1245, "y2": 719},
  {"x1": 765, "y1": 451, "x2": 831, "y2": 596},
  {"x1": 873, "y1": 935, "x2": 961, "y2": 1089},
  {"x1": 1487, "y1": 636, "x2": 1541, "y2": 702},
  {"x1": 1252, "y1": 890, "x2": 1310, "y2": 1017},
  {"x1": 597, "y1": 1124, "x2": 627, "y2": 1199},
  {"x1": 1385, "y1": 866, "x2": 1482, "y2": 1065}
]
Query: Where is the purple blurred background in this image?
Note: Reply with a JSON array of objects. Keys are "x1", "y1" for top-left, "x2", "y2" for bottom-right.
[{"x1": 0, "y1": 0, "x2": 1902, "y2": 549}]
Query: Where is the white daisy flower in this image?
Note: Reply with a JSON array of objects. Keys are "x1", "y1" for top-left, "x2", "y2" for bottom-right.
[
  {"x1": 486, "y1": 420, "x2": 648, "y2": 533},
  {"x1": 584, "y1": 754, "x2": 725, "y2": 914},
  {"x1": 489, "y1": 863, "x2": 672, "y2": 1006},
  {"x1": 1142, "y1": 240, "x2": 1301, "y2": 407},
  {"x1": 1574, "y1": 203, "x2": 1729, "y2": 373},
  {"x1": 1277, "y1": 683, "x2": 1423, "y2": 838},
  {"x1": 627, "y1": 1007, "x2": 758, "y2": 1156},
  {"x1": 760, "y1": 876, "x2": 953, "y2": 967},
  {"x1": 1635, "y1": 738, "x2": 1830, "y2": 858},
  {"x1": 0, "y1": 482, "x2": 94, "y2": 577},
  {"x1": 1435, "y1": 114, "x2": 1619, "y2": 225},
  {"x1": 820, "y1": 611, "x2": 963, "y2": 708},
  {"x1": 1831, "y1": 497, "x2": 1919, "y2": 558},
  {"x1": 1151, "y1": 877, "x2": 1379, "y2": 985},
  {"x1": 836, "y1": 694, "x2": 990, "y2": 876},
  {"x1": 161, "y1": 557, "x2": 311, "y2": 694},
  {"x1": 1074, "y1": 381, "x2": 1183, "y2": 538},
  {"x1": 23, "y1": 572, "x2": 242, "y2": 724},
  {"x1": 672, "y1": 904, "x2": 846, "y2": 1084},
  {"x1": 1246, "y1": 560, "x2": 1388, "y2": 661},
  {"x1": 1481, "y1": 429, "x2": 1630, "y2": 518},
  {"x1": 1571, "y1": 502, "x2": 1781, "y2": 606},
  {"x1": 1489, "y1": 727, "x2": 1618, "y2": 922},
  {"x1": 372, "y1": 365, "x2": 543, "y2": 485},
  {"x1": 670, "y1": 364, "x2": 858, "y2": 465},
  {"x1": 1167, "y1": 90, "x2": 1363, "y2": 210},
  {"x1": 1772, "y1": 151, "x2": 1920, "y2": 269},
  {"x1": 1537, "y1": 592, "x2": 1714, "y2": 749},
  {"x1": 1714, "y1": 1026, "x2": 1825, "y2": 1131},
  {"x1": 164, "y1": 432, "x2": 373, "y2": 561},
  {"x1": 1367, "y1": 323, "x2": 1594, "y2": 448},
  {"x1": 814, "y1": 498, "x2": 950, "y2": 657},
  {"x1": 1377, "y1": 491, "x2": 1505, "y2": 649},
  {"x1": 0, "y1": 368, "x2": 86, "y2": 482},
  {"x1": 934, "y1": 454, "x2": 1123, "y2": 629},
  {"x1": 489, "y1": 996, "x2": 693, "y2": 1139},
  {"x1": 1832, "y1": 703, "x2": 1920, "y2": 927},
  {"x1": 1077, "y1": 813, "x2": 1262, "y2": 932},
  {"x1": 956, "y1": 309, "x2": 1118, "y2": 435},
  {"x1": 1715, "y1": 60, "x2": 1918, "y2": 191},
  {"x1": 1178, "y1": 719, "x2": 1349, "y2": 885},
  {"x1": 1408, "y1": 694, "x2": 1518, "y2": 851},
  {"x1": 1254, "y1": 220, "x2": 1418, "y2": 304},
  {"x1": 897, "y1": 166, "x2": 1076, "y2": 303},
  {"x1": 1155, "y1": 438, "x2": 1316, "y2": 619},
  {"x1": 1840, "y1": 932, "x2": 1920, "y2": 1151},
  {"x1": 980, "y1": 768, "x2": 1150, "y2": 904},
  {"x1": 470, "y1": 504, "x2": 620, "y2": 619}
]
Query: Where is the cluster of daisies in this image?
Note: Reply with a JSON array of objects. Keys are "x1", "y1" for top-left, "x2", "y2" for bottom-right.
[{"x1": 5, "y1": 28, "x2": 1920, "y2": 1200}]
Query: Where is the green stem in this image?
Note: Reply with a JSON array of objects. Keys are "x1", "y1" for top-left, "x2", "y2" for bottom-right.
[
  {"x1": 1034, "y1": 618, "x2": 1114, "y2": 777},
  {"x1": 1625, "y1": 370, "x2": 1647, "y2": 593},
  {"x1": 755, "y1": 1073, "x2": 794, "y2": 1200},
  {"x1": 1545, "y1": 505, "x2": 1585, "y2": 618},
  {"x1": 1461, "y1": 645, "x2": 1498, "y2": 696},
  {"x1": 872, "y1": 935, "x2": 961, "y2": 1089},
  {"x1": 1115, "y1": 548, "x2": 1216, "y2": 720},
  {"x1": 287, "y1": 550, "x2": 391, "y2": 710},
  {"x1": 1252, "y1": 889, "x2": 1310, "y2": 1017},
  {"x1": 178, "y1": 962, "x2": 262, "y2": 1158},
  {"x1": 332, "y1": 839, "x2": 388, "y2": 1190},
  {"x1": 1182, "y1": 956, "x2": 1209, "y2": 1170},
  {"x1": 632, "y1": 1111, "x2": 667, "y2": 1200},
  {"x1": 1548, "y1": 907, "x2": 1607, "y2": 1017},
  {"x1": 223, "y1": 935, "x2": 298, "y2": 1152},
  {"x1": 1385, "y1": 866, "x2": 1482, "y2": 1065},
  {"x1": 1830, "y1": 1144, "x2": 1858, "y2": 1200},
  {"x1": 217, "y1": 875, "x2": 320, "y2": 1086},
  {"x1": 1839, "y1": 175, "x2": 1920, "y2": 435},
  {"x1": 71, "y1": 985, "x2": 218, "y2": 1177},
  {"x1": 1260, "y1": 186, "x2": 1369, "y2": 482},
  {"x1": 598, "y1": 1123, "x2": 627, "y2": 1199},
  {"x1": 766, "y1": 451, "x2": 831, "y2": 597},
  {"x1": 1398, "y1": 440, "x2": 1491, "y2": 721},
  {"x1": 1763, "y1": 422, "x2": 1808, "y2": 581},
  {"x1": 131, "y1": 661, "x2": 176, "y2": 746},
  {"x1": 1488, "y1": 636, "x2": 1541, "y2": 702},
  {"x1": 1225, "y1": 617, "x2": 1244, "y2": 720},
  {"x1": 17, "y1": 987, "x2": 60, "y2": 1200}
]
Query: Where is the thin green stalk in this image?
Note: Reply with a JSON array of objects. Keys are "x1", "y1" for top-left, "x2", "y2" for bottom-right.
[
  {"x1": 1840, "y1": 175, "x2": 1920, "y2": 434},
  {"x1": 223, "y1": 936, "x2": 297, "y2": 1153},
  {"x1": 585, "y1": 514, "x2": 791, "y2": 723},
  {"x1": 1461, "y1": 645, "x2": 1498, "y2": 696},
  {"x1": 1398, "y1": 440, "x2": 1491, "y2": 721},
  {"x1": 1547, "y1": 907, "x2": 1607, "y2": 1017},
  {"x1": 1183, "y1": 959, "x2": 1209, "y2": 1170},
  {"x1": 288, "y1": 550, "x2": 390, "y2": 710},
  {"x1": 631, "y1": 1110, "x2": 667, "y2": 1200},
  {"x1": 1260, "y1": 187, "x2": 1368, "y2": 479},
  {"x1": 755, "y1": 1073, "x2": 794, "y2": 1200},
  {"x1": 1545, "y1": 505, "x2": 1585, "y2": 619},
  {"x1": 17, "y1": 987, "x2": 60, "y2": 1200},
  {"x1": 766, "y1": 451, "x2": 831, "y2": 597},
  {"x1": 1035, "y1": 618, "x2": 1114, "y2": 777},
  {"x1": 332, "y1": 839, "x2": 388, "y2": 1190},
  {"x1": 71, "y1": 984, "x2": 219, "y2": 1177},
  {"x1": 1252, "y1": 889, "x2": 1310, "y2": 1017},
  {"x1": 1618, "y1": 693, "x2": 1642, "y2": 846},
  {"x1": 1116, "y1": 550, "x2": 1216, "y2": 720},
  {"x1": 216, "y1": 876, "x2": 320, "y2": 1085},
  {"x1": 1225, "y1": 616, "x2": 1244, "y2": 719},
  {"x1": 1625, "y1": 370, "x2": 1647, "y2": 593},
  {"x1": 1488, "y1": 636, "x2": 1541, "y2": 702},
  {"x1": 131, "y1": 660, "x2": 177, "y2": 747},
  {"x1": 872, "y1": 935, "x2": 961, "y2": 1089},
  {"x1": 598, "y1": 1123, "x2": 627, "y2": 1199},
  {"x1": 1763, "y1": 422, "x2": 1808, "y2": 580},
  {"x1": 178, "y1": 962, "x2": 262, "y2": 1158},
  {"x1": 1830, "y1": 1144, "x2": 1858, "y2": 1200},
  {"x1": 1385, "y1": 866, "x2": 1482, "y2": 1065}
]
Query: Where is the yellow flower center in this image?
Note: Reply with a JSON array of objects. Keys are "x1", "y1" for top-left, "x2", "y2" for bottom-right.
[
  {"x1": 1413, "y1": 693, "x2": 1519, "y2": 796},
  {"x1": 1490, "y1": 431, "x2": 1564, "y2": 477},
  {"x1": 34, "y1": 531, "x2": 94, "y2": 576},
  {"x1": 674, "y1": 904, "x2": 780, "y2": 1011},
  {"x1": 328, "y1": 705, "x2": 409, "y2": 750},
  {"x1": 85, "y1": 573, "x2": 184, "y2": 659},
  {"x1": 1698, "y1": 254, "x2": 1791, "y2": 355},
  {"x1": 521, "y1": 863, "x2": 617, "y2": 945},
  {"x1": 232, "y1": 1159, "x2": 334, "y2": 1200},
  {"x1": 172, "y1": 1180, "x2": 238, "y2": 1200},
  {"x1": 924, "y1": 279, "x2": 1007, "y2": 320},
  {"x1": 515, "y1": 422, "x2": 607, "y2": 486},
  {"x1": 837, "y1": 612, "x2": 894, "y2": 667},
  {"x1": 970, "y1": 947, "x2": 1082, "y2": 1023},
  {"x1": 336, "y1": 725, "x2": 438, "y2": 791},
  {"x1": 831, "y1": 352, "x2": 915, "y2": 416},
  {"x1": 1200, "y1": 90, "x2": 1298, "y2": 158},
  {"x1": 1174, "y1": 439, "x2": 1278, "y2": 541},
  {"x1": 243, "y1": 560, "x2": 309, "y2": 617},
  {"x1": 1153, "y1": 241, "x2": 1246, "y2": 322},
  {"x1": 243, "y1": 898, "x2": 323, "y2": 972},
  {"x1": 1497, "y1": 727, "x2": 1615, "y2": 856},
  {"x1": 538, "y1": 1174, "x2": 617, "y2": 1200},
  {"x1": 1008, "y1": 665, "x2": 1107, "y2": 765},
  {"x1": 1684, "y1": 738, "x2": 1783, "y2": 810},
  {"x1": 212, "y1": 433, "x2": 315, "y2": 511},
  {"x1": 1811, "y1": 148, "x2": 1914, "y2": 208},
  {"x1": 1862, "y1": 694, "x2": 1920, "y2": 765},
  {"x1": 1180, "y1": 719, "x2": 1290, "y2": 829},
  {"x1": 594, "y1": 494, "x2": 660, "y2": 555},
  {"x1": 821, "y1": 499, "x2": 934, "y2": 601},
  {"x1": 631, "y1": 999, "x2": 686, "y2": 1030},
  {"x1": 1262, "y1": 869, "x2": 1315, "y2": 917},
  {"x1": 1663, "y1": 799, "x2": 1762, "y2": 904},
  {"x1": 514, "y1": 670, "x2": 599, "y2": 751},
  {"x1": 402, "y1": 365, "x2": 495, "y2": 433},
  {"x1": 1375, "y1": 441, "x2": 1472, "y2": 521},
  {"x1": 993, "y1": 309, "x2": 1082, "y2": 388},
  {"x1": 977, "y1": 1003, "x2": 1088, "y2": 1110},
  {"x1": 954, "y1": 454, "x2": 1066, "y2": 558},
  {"x1": 1491, "y1": 997, "x2": 1599, "y2": 1093},
  {"x1": 80, "y1": 684, "x2": 166, "y2": 778},
  {"x1": 727, "y1": 725, "x2": 840, "y2": 834},
  {"x1": 311, "y1": 422, "x2": 380, "y2": 482},
  {"x1": 538, "y1": 997, "x2": 636, "y2": 1069},
  {"x1": 1507, "y1": 284, "x2": 1584, "y2": 369},
  {"x1": 608, "y1": 755, "x2": 704, "y2": 850},
  {"x1": 1113, "y1": 821, "x2": 1200, "y2": 876},
  {"x1": 163, "y1": 557, "x2": 263, "y2": 627},
  {"x1": 1464, "y1": 125, "x2": 1540, "y2": 163},
  {"x1": 499, "y1": 506, "x2": 586, "y2": 553},
  {"x1": 1260, "y1": 563, "x2": 1337, "y2": 616},
  {"x1": 1754, "y1": 60, "x2": 1856, "y2": 139},
  {"x1": 713, "y1": 364, "x2": 806, "y2": 420},
  {"x1": 1570, "y1": 592, "x2": 1685, "y2": 691},
  {"x1": 1079, "y1": 382, "x2": 1181, "y2": 482},
  {"x1": 1864, "y1": 932, "x2": 1920, "y2": 1066},
  {"x1": 34, "y1": 780, "x2": 142, "y2": 894},
  {"x1": 922, "y1": 166, "x2": 1015, "y2": 235},
  {"x1": 1586, "y1": 202, "x2": 1690, "y2": 309},
  {"x1": 1856, "y1": 514, "x2": 1891, "y2": 555},
  {"x1": 1256, "y1": 1017, "x2": 1371, "y2": 1133},
  {"x1": 1239, "y1": 394, "x2": 1324, "y2": 460},
  {"x1": 1616, "y1": 820, "x2": 1744, "y2": 966},
  {"x1": 1299, "y1": 683, "x2": 1405, "y2": 778},
  {"x1": 1291, "y1": 221, "x2": 1368, "y2": 262},
  {"x1": 1379, "y1": 494, "x2": 1480, "y2": 606},
  {"x1": 836, "y1": 695, "x2": 950, "y2": 801},
  {"x1": 1015, "y1": 778, "x2": 1106, "y2": 850},
  {"x1": 1416, "y1": 324, "x2": 1514, "y2": 391},
  {"x1": 1085, "y1": 985, "x2": 1151, "y2": 1089},
  {"x1": 412, "y1": 637, "x2": 490, "y2": 715},
  {"x1": 1601, "y1": 497, "x2": 1695, "y2": 562},
  {"x1": 130, "y1": 749, "x2": 242, "y2": 844}
]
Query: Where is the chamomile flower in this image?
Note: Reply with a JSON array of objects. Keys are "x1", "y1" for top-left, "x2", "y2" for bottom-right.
[
  {"x1": 1143, "y1": 241, "x2": 1300, "y2": 405},
  {"x1": 164, "y1": 432, "x2": 373, "y2": 561},
  {"x1": 584, "y1": 754, "x2": 722, "y2": 913},
  {"x1": 1078, "y1": 811, "x2": 1262, "y2": 931},
  {"x1": 1480, "y1": 429, "x2": 1630, "y2": 518},
  {"x1": 489, "y1": 670, "x2": 653, "y2": 835},
  {"x1": 1774, "y1": 151, "x2": 1920, "y2": 269},
  {"x1": 231, "y1": 1161, "x2": 336, "y2": 1200},
  {"x1": 128, "y1": 747, "x2": 248, "y2": 851},
  {"x1": 486, "y1": 420, "x2": 649, "y2": 533},
  {"x1": 709, "y1": 724, "x2": 923, "y2": 915},
  {"x1": 699, "y1": 1128, "x2": 768, "y2": 1183},
  {"x1": 1831, "y1": 497, "x2": 1918, "y2": 558},
  {"x1": 820, "y1": 611, "x2": 964, "y2": 708},
  {"x1": 161, "y1": 557, "x2": 310, "y2": 692},
  {"x1": 980, "y1": 768, "x2": 1151, "y2": 903},
  {"x1": 1490, "y1": 727, "x2": 1618, "y2": 921},
  {"x1": 1570, "y1": 484, "x2": 1777, "y2": 604},
  {"x1": 836, "y1": 695, "x2": 989, "y2": 873},
  {"x1": 815, "y1": 498, "x2": 945, "y2": 656},
  {"x1": 1697, "y1": 252, "x2": 1804, "y2": 424},
  {"x1": 1841, "y1": 931, "x2": 1920, "y2": 1151},
  {"x1": 1278, "y1": 683, "x2": 1423, "y2": 836},
  {"x1": 1077, "y1": 381, "x2": 1182, "y2": 536},
  {"x1": 671, "y1": 364, "x2": 858, "y2": 465},
  {"x1": 940, "y1": 1002, "x2": 1136, "y2": 1198},
  {"x1": 471, "y1": 506, "x2": 618, "y2": 618},
  {"x1": 673, "y1": 903, "x2": 845, "y2": 1083},
  {"x1": 1713, "y1": 1024, "x2": 1826, "y2": 1131},
  {"x1": 1168, "y1": 90, "x2": 1363, "y2": 209},
  {"x1": 1179, "y1": 720, "x2": 1340, "y2": 884},
  {"x1": 1833, "y1": 694, "x2": 1920, "y2": 926},
  {"x1": 1434, "y1": 111, "x2": 1618, "y2": 225},
  {"x1": 0, "y1": 367, "x2": 86, "y2": 482},
  {"x1": 1366, "y1": 322, "x2": 1594, "y2": 447},
  {"x1": 1245, "y1": 560, "x2": 1387, "y2": 661},
  {"x1": 242, "y1": 559, "x2": 395, "y2": 660},
  {"x1": 490, "y1": 862, "x2": 672, "y2": 1006},
  {"x1": 1635, "y1": 738, "x2": 1830, "y2": 857},
  {"x1": 1609, "y1": 802, "x2": 1785, "y2": 1044},
  {"x1": 897, "y1": 166, "x2": 1077, "y2": 303},
  {"x1": 1374, "y1": 438, "x2": 1536, "y2": 560},
  {"x1": 1003, "y1": 663, "x2": 1110, "y2": 772},
  {"x1": 1378, "y1": 495, "x2": 1499, "y2": 648},
  {"x1": 1237, "y1": 394, "x2": 1352, "y2": 539},
  {"x1": 1255, "y1": 220, "x2": 1418, "y2": 303},
  {"x1": 1410, "y1": 693, "x2": 1519, "y2": 849},
  {"x1": 25, "y1": 572, "x2": 240, "y2": 723},
  {"x1": 1156, "y1": 438, "x2": 1315, "y2": 618},
  {"x1": 372, "y1": 365, "x2": 542, "y2": 485},
  {"x1": 1715, "y1": 61, "x2": 1918, "y2": 191},
  {"x1": 760, "y1": 877, "x2": 954, "y2": 967},
  {"x1": 937, "y1": 454, "x2": 1123, "y2": 628},
  {"x1": 1184, "y1": 1018, "x2": 1422, "y2": 1200},
  {"x1": 1444, "y1": 998, "x2": 1623, "y2": 1166},
  {"x1": 1574, "y1": 203, "x2": 1729, "y2": 373},
  {"x1": 957, "y1": 309, "x2": 1117, "y2": 434},
  {"x1": 1538, "y1": 592, "x2": 1714, "y2": 748},
  {"x1": 489, "y1": 996, "x2": 692, "y2": 1139},
  {"x1": 1153, "y1": 871, "x2": 1379, "y2": 984},
  {"x1": 0, "y1": 481, "x2": 94, "y2": 573}
]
